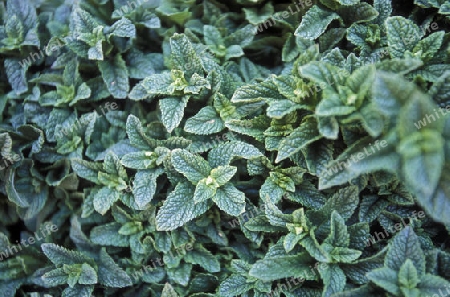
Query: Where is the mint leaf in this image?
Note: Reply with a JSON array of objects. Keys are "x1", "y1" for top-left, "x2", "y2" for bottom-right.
[
  {"x1": 98, "y1": 54, "x2": 129, "y2": 99},
  {"x1": 160, "y1": 96, "x2": 189, "y2": 133},
  {"x1": 171, "y1": 149, "x2": 211, "y2": 184},
  {"x1": 295, "y1": 6, "x2": 341, "y2": 40},
  {"x1": 156, "y1": 182, "x2": 210, "y2": 231}
]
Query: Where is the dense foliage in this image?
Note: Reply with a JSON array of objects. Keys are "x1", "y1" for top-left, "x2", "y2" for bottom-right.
[{"x1": 0, "y1": 0, "x2": 450, "y2": 296}]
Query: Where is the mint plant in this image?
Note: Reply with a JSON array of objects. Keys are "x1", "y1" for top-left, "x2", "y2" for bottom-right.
[{"x1": 0, "y1": 0, "x2": 449, "y2": 296}]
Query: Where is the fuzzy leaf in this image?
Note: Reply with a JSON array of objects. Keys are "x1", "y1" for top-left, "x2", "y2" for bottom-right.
[
  {"x1": 295, "y1": 6, "x2": 341, "y2": 40},
  {"x1": 98, "y1": 54, "x2": 129, "y2": 99},
  {"x1": 156, "y1": 182, "x2": 210, "y2": 231},
  {"x1": 184, "y1": 107, "x2": 225, "y2": 135},
  {"x1": 171, "y1": 149, "x2": 211, "y2": 184},
  {"x1": 276, "y1": 117, "x2": 322, "y2": 163},
  {"x1": 160, "y1": 97, "x2": 189, "y2": 133}
]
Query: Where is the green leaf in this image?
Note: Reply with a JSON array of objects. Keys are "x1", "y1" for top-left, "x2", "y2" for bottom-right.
[
  {"x1": 337, "y1": 3, "x2": 378, "y2": 24},
  {"x1": 337, "y1": 0, "x2": 360, "y2": 5},
  {"x1": 161, "y1": 283, "x2": 179, "y2": 297},
  {"x1": 330, "y1": 247, "x2": 362, "y2": 263},
  {"x1": 184, "y1": 73, "x2": 210, "y2": 94},
  {"x1": 94, "y1": 187, "x2": 120, "y2": 215},
  {"x1": 98, "y1": 54, "x2": 129, "y2": 99},
  {"x1": 282, "y1": 34, "x2": 315, "y2": 62},
  {"x1": 118, "y1": 222, "x2": 142, "y2": 235},
  {"x1": 193, "y1": 178, "x2": 216, "y2": 204},
  {"x1": 225, "y1": 45, "x2": 244, "y2": 60},
  {"x1": 98, "y1": 249, "x2": 132, "y2": 287},
  {"x1": 42, "y1": 268, "x2": 69, "y2": 287},
  {"x1": 358, "y1": 104, "x2": 385, "y2": 137},
  {"x1": 5, "y1": 58, "x2": 28, "y2": 95},
  {"x1": 224, "y1": 24, "x2": 256, "y2": 48},
  {"x1": 72, "y1": 8, "x2": 99, "y2": 35},
  {"x1": 219, "y1": 275, "x2": 253, "y2": 297},
  {"x1": 398, "y1": 131, "x2": 444, "y2": 199},
  {"x1": 125, "y1": 115, "x2": 157, "y2": 150},
  {"x1": 272, "y1": 75, "x2": 308, "y2": 104},
  {"x1": 170, "y1": 33, "x2": 204, "y2": 78},
  {"x1": 208, "y1": 141, "x2": 263, "y2": 168},
  {"x1": 184, "y1": 107, "x2": 225, "y2": 135},
  {"x1": 126, "y1": 50, "x2": 162, "y2": 79},
  {"x1": 319, "y1": 135, "x2": 400, "y2": 189},
  {"x1": 413, "y1": 31, "x2": 444, "y2": 61},
  {"x1": 160, "y1": 96, "x2": 189, "y2": 133},
  {"x1": 6, "y1": 0, "x2": 39, "y2": 46},
  {"x1": 243, "y1": 2, "x2": 274, "y2": 25},
  {"x1": 171, "y1": 149, "x2": 211, "y2": 184},
  {"x1": 324, "y1": 211, "x2": 350, "y2": 248},
  {"x1": 41, "y1": 244, "x2": 93, "y2": 266},
  {"x1": 386, "y1": 16, "x2": 422, "y2": 58},
  {"x1": 133, "y1": 72, "x2": 173, "y2": 97},
  {"x1": 398, "y1": 259, "x2": 419, "y2": 289},
  {"x1": 417, "y1": 274, "x2": 450, "y2": 296},
  {"x1": 260, "y1": 177, "x2": 286, "y2": 204},
  {"x1": 372, "y1": 71, "x2": 415, "y2": 116},
  {"x1": 276, "y1": 117, "x2": 322, "y2": 163},
  {"x1": 156, "y1": 182, "x2": 210, "y2": 231},
  {"x1": 385, "y1": 227, "x2": 425, "y2": 277},
  {"x1": 109, "y1": 17, "x2": 136, "y2": 38},
  {"x1": 430, "y1": 71, "x2": 450, "y2": 106},
  {"x1": 226, "y1": 116, "x2": 269, "y2": 142},
  {"x1": 287, "y1": 181, "x2": 327, "y2": 210},
  {"x1": 295, "y1": 6, "x2": 341, "y2": 40},
  {"x1": 319, "y1": 264, "x2": 346, "y2": 297},
  {"x1": 62, "y1": 284, "x2": 94, "y2": 297},
  {"x1": 315, "y1": 90, "x2": 355, "y2": 116},
  {"x1": 267, "y1": 99, "x2": 306, "y2": 119},
  {"x1": 373, "y1": 0, "x2": 392, "y2": 28},
  {"x1": 316, "y1": 116, "x2": 339, "y2": 140},
  {"x1": 375, "y1": 58, "x2": 423, "y2": 74},
  {"x1": 310, "y1": 186, "x2": 360, "y2": 222},
  {"x1": 231, "y1": 80, "x2": 282, "y2": 104},
  {"x1": 121, "y1": 152, "x2": 157, "y2": 169},
  {"x1": 203, "y1": 25, "x2": 224, "y2": 48},
  {"x1": 366, "y1": 267, "x2": 400, "y2": 295},
  {"x1": 90, "y1": 223, "x2": 129, "y2": 247},
  {"x1": 213, "y1": 183, "x2": 246, "y2": 216},
  {"x1": 78, "y1": 264, "x2": 97, "y2": 285},
  {"x1": 299, "y1": 62, "x2": 349, "y2": 93},
  {"x1": 133, "y1": 169, "x2": 163, "y2": 208},
  {"x1": 301, "y1": 234, "x2": 331, "y2": 262},
  {"x1": 249, "y1": 253, "x2": 313, "y2": 281},
  {"x1": 210, "y1": 165, "x2": 237, "y2": 185},
  {"x1": 184, "y1": 244, "x2": 220, "y2": 273}
]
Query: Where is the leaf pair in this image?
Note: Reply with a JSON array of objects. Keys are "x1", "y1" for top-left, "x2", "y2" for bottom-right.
[
  {"x1": 41, "y1": 244, "x2": 132, "y2": 296},
  {"x1": 366, "y1": 227, "x2": 450, "y2": 297},
  {"x1": 156, "y1": 142, "x2": 262, "y2": 231}
]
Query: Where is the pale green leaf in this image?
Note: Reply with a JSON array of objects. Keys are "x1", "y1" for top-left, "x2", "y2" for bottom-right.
[
  {"x1": 160, "y1": 96, "x2": 188, "y2": 133},
  {"x1": 133, "y1": 169, "x2": 163, "y2": 208},
  {"x1": 295, "y1": 6, "x2": 341, "y2": 40},
  {"x1": 386, "y1": 16, "x2": 422, "y2": 58},
  {"x1": 249, "y1": 253, "x2": 313, "y2": 281},
  {"x1": 171, "y1": 149, "x2": 211, "y2": 184},
  {"x1": 208, "y1": 141, "x2": 263, "y2": 168},
  {"x1": 366, "y1": 267, "x2": 400, "y2": 295},
  {"x1": 156, "y1": 182, "x2": 210, "y2": 231},
  {"x1": 276, "y1": 117, "x2": 322, "y2": 163},
  {"x1": 213, "y1": 183, "x2": 245, "y2": 216},
  {"x1": 94, "y1": 187, "x2": 120, "y2": 215},
  {"x1": 170, "y1": 33, "x2": 204, "y2": 77},
  {"x1": 184, "y1": 106, "x2": 225, "y2": 135},
  {"x1": 98, "y1": 54, "x2": 129, "y2": 99}
]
